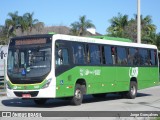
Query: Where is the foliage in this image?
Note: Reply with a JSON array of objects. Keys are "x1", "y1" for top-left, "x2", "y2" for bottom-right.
[
  {"x1": 0, "y1": 11, "x2": 160, "y2": 50},
  {"x1": 0, "y1": 11, "x2": 44, "y2": 44},
  {"x1": 5, "y1": 11, "x2": 19, "y2": 38},
  {"x1": 153, "y1": 33, "x2": 160, "y2": 50},
  {"x1": 70, "y1": 15, "x2": 95, "y2": 36},
  {"x1": 23, "y1": 12, "x2": 39, "y2": 32},
  {"x1": 107, "y1": 13, "x2": 160, "y2": 49},
  {"x1": 0, "y1": 25, "x2": 8, "y2": 44},
  {"x1": 107, "y1": 13, "x2": 128, "y2": 37}
]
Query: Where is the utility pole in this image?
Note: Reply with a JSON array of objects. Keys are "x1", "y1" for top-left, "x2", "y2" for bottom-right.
[{"x1": 137, "y1": 0, "x2": 141, "y2": 43}]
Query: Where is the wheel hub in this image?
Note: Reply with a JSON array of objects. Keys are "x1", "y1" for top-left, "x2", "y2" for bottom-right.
[
  {"x1": 75, "y1": 89, "x2": 81, "y2": 99},
  {"x1": 131, "y1": 86, "x2": 136, "y2": 95}
]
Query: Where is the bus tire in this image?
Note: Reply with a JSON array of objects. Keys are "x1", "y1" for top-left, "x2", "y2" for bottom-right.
[
  {"x1": 71, "y1": 84, "x2": 83, "y2": 105},
  {"x1": 127, "y1": 81, "x2": 137, "y2": 99},
  {"x1": 34, "y1": 98, "x2": 47, "y2": 105}
]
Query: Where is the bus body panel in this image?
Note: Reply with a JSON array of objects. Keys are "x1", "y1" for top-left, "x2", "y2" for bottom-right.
[
  {"x1": 137, "y1": 67, "x2": 158, "y2": 89},
  {"x1": 55, "y1": 66, "x2": 158, "y2": 98}
]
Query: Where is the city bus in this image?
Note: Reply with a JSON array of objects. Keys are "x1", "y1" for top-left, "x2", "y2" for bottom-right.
[{"x1": 6, "y1": 34, "x2": 159, "y2": 105}]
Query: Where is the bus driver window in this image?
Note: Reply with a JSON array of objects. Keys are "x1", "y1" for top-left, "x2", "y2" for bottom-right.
[
  {"x1": 56, "y1": 49, "x2": 63, "y2": 65},
  {"x1": 56, "y1": 48, "x2": 69, "y2": 66}
]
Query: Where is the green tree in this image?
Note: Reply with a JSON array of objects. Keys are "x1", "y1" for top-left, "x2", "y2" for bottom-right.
[
  {"x1": 124, "y1": 15, "x2": 156, "y2": 43},
  {"x1": 0, "y1": 25, "x2": 8, "y2": 44},
  {"x1": 18, "y1": 16, "x2": 28, "y2": 33},
  {"x1": 107, "y1": 13, "x2": 128, "y2": 37},
  {"x1": 5, "y1": 11, "x2": 44, "y2": 36},
  {"x1": 5, "y1": 11, "x2": 20, "y2": 37},
  {"x1": 70, "y1": 22, "x2": 79, "y2": 36},
  {"x1": 123, "y1": 19, "x2": 137, "y2": 42},
  {"x1": 22, "y1": 12, "x2": 44, "y2": 34},
  {"x1": 153, "y1": 33, "x2": 160, "y2": 50},
  {"x1": 70, "y1": 15, "x2": 95, "y2": 36},
  {"x1": 34, "y1": 22, "x2": 44, "y2": 33},
  {"x1": 23, "y1": 12, "x2": 39, "y2": 32},
  {"x1": 141, "y1": 15, "x2": 156, "y2": 43},
  {"x1": 0, "y1": 25, "x2": 4, "y2": 34},
  {"x1": 107, "y1": 13, "x2": 157, "y2": 43},
  {"x1": 1, "y1": 11, "x2": 44, "y2": 44}
]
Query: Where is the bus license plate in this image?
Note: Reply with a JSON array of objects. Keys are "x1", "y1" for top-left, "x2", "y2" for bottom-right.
[{"x1": 22, "y1": 94, "x2": 31, "y2": 98}]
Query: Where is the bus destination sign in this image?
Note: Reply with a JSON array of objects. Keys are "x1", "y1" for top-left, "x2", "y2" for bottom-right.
[{"x1": 15, "y1": 38, "x2": 47, "y2": 45}]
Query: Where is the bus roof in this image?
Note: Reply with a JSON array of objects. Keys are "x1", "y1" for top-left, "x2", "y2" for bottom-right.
[
  {"x1": 90, "y1": 36, "x2": 132, "y2": 43},
  {"x1": 10, "y1": 34, "x2": 157, "y2": 50},
  {"x1": 53, "y1": 34, "x2": 157, "y2": 50}
]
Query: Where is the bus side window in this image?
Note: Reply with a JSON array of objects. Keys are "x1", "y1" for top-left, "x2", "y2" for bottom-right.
[
  {"x1": 86, "y1": 44, "x2": 90, "y2": 63},
  {"x1": 101, "y1": 46, "x2": 105, "y2": 64},
  {"x1": 72, "y1": 43, "x2": 85, "y2": 64},
  {"x1": 133, "y1": 48, "x2": 141, "y2": 65},
  {"x1": 150, "y1": 49, "x2": 157, "y2": 66},
  {"x1": 111, "y1": 47, "x2": 116, "y2": 65},
  {"x1": 117, "y1": 47, "x2": 128, "y2": 65},
  {"x1": 103, "y1": 46, "x2": 113, "y2": 65},
  {"x1": 154, "y1": 50, "x2": 158, "y2": 65},
  {"x1": 139, "y1": 49, "x2": 148, "y2": 66},
  {"x1": 88, "y1": 44, "x2": 101, "y2": 64},
  {"x1": 145, "y1": 50, "x2": 151, "y2": 66},
  {"x1": 128, "y1": 48, "x2": 135, "y2": 65}
]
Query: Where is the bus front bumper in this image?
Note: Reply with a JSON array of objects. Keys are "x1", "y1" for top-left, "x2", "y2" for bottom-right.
[{"x1": 6, "y1": 85, "x2": 56, "y2": 98}]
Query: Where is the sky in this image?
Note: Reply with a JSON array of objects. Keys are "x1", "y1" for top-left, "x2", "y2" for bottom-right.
[{"x1": 0, "y1": 0, "x2": 160, "y2": 35}]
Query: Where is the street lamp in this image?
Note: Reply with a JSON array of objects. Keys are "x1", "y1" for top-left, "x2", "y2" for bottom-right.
[{"x1": 137, "y1": 0, "x2": 141, "y2": 43}]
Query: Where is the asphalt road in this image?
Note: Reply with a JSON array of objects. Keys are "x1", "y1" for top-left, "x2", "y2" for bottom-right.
[{"x1": 0, "y1": 86, "x2": 160, "y2": 120}]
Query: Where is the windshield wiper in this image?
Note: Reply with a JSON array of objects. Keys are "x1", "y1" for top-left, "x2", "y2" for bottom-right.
[{"x1": 30, "y1": 65, "x2": 47, "y2": 68}]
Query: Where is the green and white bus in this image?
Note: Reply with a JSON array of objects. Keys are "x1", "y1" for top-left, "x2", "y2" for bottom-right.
[{"x1": 6, "y1": 34, "x2": 159, "y2": 105}]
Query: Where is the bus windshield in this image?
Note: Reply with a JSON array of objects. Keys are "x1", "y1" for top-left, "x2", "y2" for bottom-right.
[{"x1": 7, "y1": 37, "x2": 52, "y2": 84}]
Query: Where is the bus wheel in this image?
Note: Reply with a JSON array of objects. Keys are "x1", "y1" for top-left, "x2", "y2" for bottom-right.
[
  {"x1": 71, "y1": 84, "x2": 84, "y2": 105},
  {"x1": 127, "y1": 81, "x2": 137, "y2": 99},
  {"x1": 34, "y1": 98, "x2": 47, "y2": 105},
  {"x1": 92, "y1": 93, "x2": 106, "y2": 98}
]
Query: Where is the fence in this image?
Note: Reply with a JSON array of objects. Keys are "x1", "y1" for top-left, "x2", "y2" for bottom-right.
[{"x1": 0, "y1": 59, "x2": 6, "y2": 96}]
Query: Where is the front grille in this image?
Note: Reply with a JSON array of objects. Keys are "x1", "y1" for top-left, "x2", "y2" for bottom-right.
[
  {"x1": 10, "y1": 79, "x2": 43, "y2": 84},
  {"x1": 8, "y1": 73, "x2": 49, "y2": 84},
  {"x1": 14, "y1": 91, "x2": 39, "y2": 97}
]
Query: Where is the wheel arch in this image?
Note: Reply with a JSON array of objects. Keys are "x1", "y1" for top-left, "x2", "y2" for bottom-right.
[
  {"x1": 130, "y1": 77, "x2": 138, "y2": 89},
  {"x1": 75, "y1": 78, "x2": 87, "y2": 94}
]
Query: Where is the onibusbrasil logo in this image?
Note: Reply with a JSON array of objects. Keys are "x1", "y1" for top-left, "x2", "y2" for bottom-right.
[{"x1": 129, "y1": 67, "x2": 138, "y2": 78}]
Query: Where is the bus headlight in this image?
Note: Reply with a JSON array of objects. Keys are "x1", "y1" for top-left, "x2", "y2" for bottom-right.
[{"x1": 42, "y1": 78, "x2": 52, "y2": 89}]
